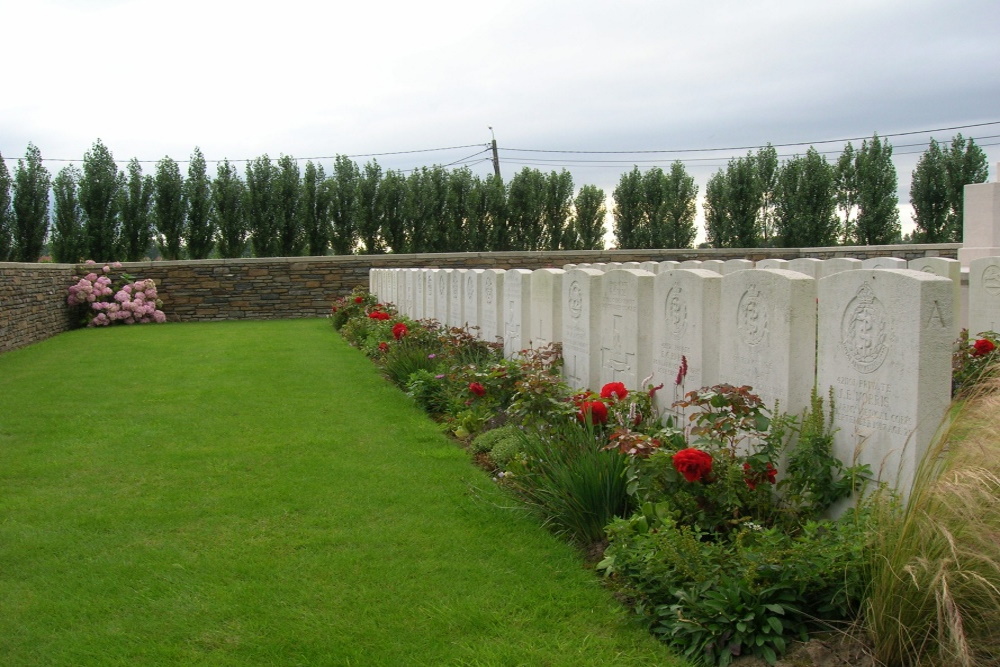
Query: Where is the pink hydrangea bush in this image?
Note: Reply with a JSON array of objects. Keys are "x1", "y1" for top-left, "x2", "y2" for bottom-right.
[{"x1": 67, "y1": 261, "x2": 166, "y2": 327}]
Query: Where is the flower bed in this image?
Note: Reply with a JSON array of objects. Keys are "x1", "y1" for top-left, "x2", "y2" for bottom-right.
[{"x1": 67, "y1": 261, "x2": 166, "y2": 327}]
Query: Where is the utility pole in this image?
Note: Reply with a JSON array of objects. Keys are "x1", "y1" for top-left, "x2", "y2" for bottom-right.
[{"x1": 489, "y1": 126, "x2": 501, "y2": 180}]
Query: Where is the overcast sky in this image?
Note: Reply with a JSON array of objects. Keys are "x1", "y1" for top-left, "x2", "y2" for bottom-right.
[{"x1": 3, "y1": 0, "x2": 999, "y2": 242}]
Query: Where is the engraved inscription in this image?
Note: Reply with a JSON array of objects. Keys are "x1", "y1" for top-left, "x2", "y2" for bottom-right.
[
  {"x1": 568, "y1": 280, "x2": 583, "y2": 319},
  {"x1": 665, "y1": 285, "x2": 687, "y2": 337},
  {"x1": 737, "y1": 284, "x2": 768, "y2": 345},
  {"x1": 983, "y1": 265, "x2": 1000, "y2": 296},
  {"x1": 841, "y1": 282, "x2": 889, "y2": 374}
]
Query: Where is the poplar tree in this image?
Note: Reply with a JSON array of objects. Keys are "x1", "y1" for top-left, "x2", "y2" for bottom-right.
[
  {"x1": 378, "y1": 169, "x2": 408, "y2": 253},
  {"x1": 572, "y1": 184, "x2": 606, "y2": 250},
  {"x1": 478, "y1": 173, "x2": 507, "y2": 251},
  {"x1": 943, "y1": 134, "x2": 988, "y2": 241},
  {"x1": 774, "y1": 147, "x2": 839, "y2": 247},
  {"x1": 910, "y1": 139, "x2": 950, "y2": 243},
  {"x1": 612, "y1": 167, "x2": 644, "y2": 249},
  {"x1": 854, "y1": 134, "x2": 900, "y2": 245},
  {"x1": 212, "y1": 160, "x2": 247, "y2": 258},
  {"x1": 330, "y1": 155, "x2": 360, "y2": 255},
  {"x1": 153, "y1": 156, "x2": 185, "y2": 260},
  {"x1": 704, "y1": 155, "x2": 762, "y2": 248},
  {"x1": 356, "y1": 160, "x2": 383, "y2": 254},
  {"x1": 185, "y1": 147, "x2": 214, "y2": 259},
  {"x1": 300, "y1": 160, "x2": 329, "y2": 256},
  {"x1": 274, "y1": 154, "x2": 302, "y2": 256},
  {"x1": 79, "y1": 139, "x2": 121, "y2": 261},
  {"x1": 703, "y1": 171, "x2": 730, "y2": 248},
  {"x1": 755, "y1": 144, "x2": 779, "y2": 245},
  {"x1": 245, "y1": 155, "x2": 278, "y2": 257},
  {"x1": 51, "y1": 165, "x2": 86, "y2": 263},
  {"x1": 834, "y1": 143, "x2": 859, "y2": 244},
  {"x1": 12, "y1": 143, "x2": 50, "y2": 262},
  {"x1": 506, "y1": 167, "x2": 546, "y2": 251},
  {"x1": 661, "y1": 161, "x2": 698, "y2": 249},
  {"x1": 118, "y1": 158, "x2": 154, "y2": 261},
  {"x1": 447, "y1": 167, "x2": 476, "y2": 251},
  {"x1": 0, "y1": 153, "x2": 11, "y2": 261},
  {"x1": 542, "y1": 169, "x2": 574, "y2": 250}
]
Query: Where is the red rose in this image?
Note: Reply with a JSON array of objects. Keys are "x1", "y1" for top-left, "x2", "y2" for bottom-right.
[
  {"x1": 354, "y1": 296, "x2": 364, "y2": 304},
  {"x1": 743, "y1": 462, "x2": 777, "y2": 490},
  {"x1": 972, "y1": 338, "x2": 996, "y2": 357},
  {"x1": 577, "y1": 401, "x2": 608, "y2": 425},
  {"x1": 392, "y1": 322, "x2": 408, "y2": 340},
  {"x1": 378, "y1": 342, "x2": 389, "y2": 352},
  {"x1": 368, "y1": 311, "x2": 390, "y2": 321},
  {"x1": 672, "y1": 448, "x2": 713, "y2": 483},
  {"x1": 469, "y1": 382, "x2": 486, "y2": 397},
  {"x1": 600, "y1": 382, "x2": 628, "y2": 400}
]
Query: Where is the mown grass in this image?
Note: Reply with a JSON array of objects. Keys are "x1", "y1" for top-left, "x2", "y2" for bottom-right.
[{"x1": 0, "y1": 320, "x2": 685, "y2": 666}]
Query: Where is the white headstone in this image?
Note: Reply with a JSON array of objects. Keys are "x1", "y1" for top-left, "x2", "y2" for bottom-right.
[
  {"x1": 787, "y1": 258, "x2": 823, "y2": 278},
  {"x1": 503, "y1": 269, "x2": 533, "y2": 358},
  {"x1": 561, "y1": 268, "x2": 604, "y2": 391},
  {"x1": 701, "y1": 259, "x2": 725, "y2": 274},
  {"x1": 659, "y1": 260, "x2": 681, "y2": 272},
  {"x1": 640, "y1": 261, "x2": 661, "y2": 274},
  {"x1": 722, "y1": 259, "x2": 754, "y2": 275},
  {"x1": 463, "y1": 269, "x2": 484, "y2": 333},
  {"x1": 968, "y1": 256, "x2": 1000, "y2": 335},
  {"x1": 529, "y1": 268, "x2": 564, "y2": 349},
  {"x1": 861, "y1": 257, "x2": 908, "y2": 270},
  {"x1": 958, "y1": 176, "x2": 1000, "y2": 266},
  {"x1": 449, "y1": 269, "x2": 466, "y2": 328},
  {"x1": 600, "y1": 269, "x2": 656, "y2": 390},
  {"x1": 679, "y1": 260, "x2": 703, "y2": 269},
  {"x1": 652, "y1": 269, "x2": 722, "y2": 416},
  {"x1": 718, "y1": 269, "x2": 817, "y2": 415},
  {"x1": 423, "y1": 270, "x2": 437, "y2": 321},
  {"x1": 435, "y1": 269, "x2": 452, "y2": 324},
  {"x1": 817, "y1": 269, "x2": 953, "y2": 496},
  {"x1": 821, "y1": 257, "x2": 863, "y2": 278},
  {"x1": 909, "y1": 257, "x2": 963, "y2": 337},
  {"x1": 480, "y1": 269, "x2": 506, "y2": 345},
  {"x1": 756, "y1": 258, "x2": 789, "y2": 271}
]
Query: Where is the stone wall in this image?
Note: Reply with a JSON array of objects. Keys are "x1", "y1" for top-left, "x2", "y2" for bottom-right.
[
  {"x1": 0, "y1": 262, "x2": 75, "y2": 354},
  {"x1": 0, "y1": 243, "x2": 961, "y2": 354}
]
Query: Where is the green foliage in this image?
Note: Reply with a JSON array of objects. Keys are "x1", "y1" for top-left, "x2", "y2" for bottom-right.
[
  {"x1": 210, "y1": 159, "x2": 246, "y2": 259},
  {"x1": 185, "y1": 147, "x2": 214, "y2": 259},
  {"x1": 835, "y1": 142, "x2": 859, "y2": 244},
  {"x1": 502, "y1": 422, "x2": 635, "y2": 547},
  {"x1": 910, "y1": 138, "x2": 951, "y2": 243},
  {"x1": 274, "y1": 154, "x2": 302, "y2": 257},
  {"x1": 773, "y1": 147, "x2": 839, "y2": 248},
  {"x1": 571, "y1": 184, "x2": 606, "y2": 250},
  {"x1": 612, "y1": 163, "x2": 697, "y2": 250},
  {"x1": 854, "y1": 133, "x2": 900, "y2": 245},
  {"x1": 11, "y1": 143, "x2": 51, "y2": 262},
  {"x1": 79, "y1": 138, "x2": 121, "y2": 261},
  {"x1": 245, "y1": 154, "x2": 279, "y2": 257},
  {"x1": 379, "y1": 169, "x2": 409, "y2": 252},
  {"x1": 704, "y1": 154, "x2": 762, "y2": 249},
  {"x1": 300, "y1": 160, "x2": 329, "y2": 256},
  {"x1": 51, "y1": 165, "x2": 86, "y2": 263},
  {"x1": 330, "y1": 154, "x2": 360, "y2": 255},
  {"x1": 944, "y1": 133, "x2": 989, "y2": 242},
  {"x1": 357, "y1": 159, "x2": 384, "y2": 254},
  {"x1": 612, "y1": 167, "x2": 643, "y2": 248},
  {"x1": 118, "y1": 158, "x2": 154, "y2": 261},
  {"x1": 542, "y1": 169, "x2": 574, "y2": 250},
  {"x1": 0, "y1": 152, "x2": 11, "y2": 261},
  {"x1": 506, "y1": 167, "x2": 547, "y2": 251},
  {"x1": 952, "y1": 328, "x2": 1000, "y2": 397},
  {"x1": 153, "y1": 156, "x2": 185, "y2": 260},
  {"x1": 382, "y1": 337, "x2": 441, "y2": 388},
  {"x1": 471, "y1": 424, "x2": 522, "y2": 455}
]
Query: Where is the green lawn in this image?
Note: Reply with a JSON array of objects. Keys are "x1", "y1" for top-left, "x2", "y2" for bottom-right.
[{"x1": 0, "y1": 320, "x2": 685, "y2": 666}]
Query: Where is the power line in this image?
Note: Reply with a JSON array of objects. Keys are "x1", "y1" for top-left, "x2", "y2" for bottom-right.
[{"x1": 498, "y1": 121, "x2": 1000, "y2": 155}]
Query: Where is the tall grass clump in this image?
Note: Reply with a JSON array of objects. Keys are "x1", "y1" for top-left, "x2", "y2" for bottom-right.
[{"x1": 863, "y1": 375, "x2": 1000, "y2": 666}]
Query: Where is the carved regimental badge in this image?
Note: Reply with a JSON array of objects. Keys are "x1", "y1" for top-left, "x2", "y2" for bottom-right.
[
  {"x1": 841, "y1": 282, "x2": 889, "y2": 374},
  {"x1": 568, "y1": 281, "x2": 583, "y2": 319},
  {"x1": 665, "y1": 285, "x2": 687, "y2": 337},
  {"x1": 484, "y1": 276, "x2": 494, "y2": 305},
  {"x1": 737, "y1": 284, "x2": 768, "y2": 345},
  {"x1": 983, "y1": 265, "x2": 1000, "y2": 296}
]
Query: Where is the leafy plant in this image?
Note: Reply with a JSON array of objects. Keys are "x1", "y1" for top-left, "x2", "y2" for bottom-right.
[
  {"x1": 952, "y1": 328, "x2": 1000, "y2": 397},
  {"x1": 66, "y1": 260, "x2": 166, "y2": 327}
]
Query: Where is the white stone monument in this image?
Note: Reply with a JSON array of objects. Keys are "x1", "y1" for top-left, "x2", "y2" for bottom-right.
[
  {"x1": 529, "y1": 268, "x2": 564, "y2": 349},
  {"x1": 861, "y1": 257, "x2": 907, "y2": 270},
  {"x1": 599, "y1": 269, "x2": 655, "y2": 390},
  {"x1": 968, "y1": 256, "x2": 1000, "y2": 335},
  {"x1": 958, "y1": 165, "x2": 1000, "y2": 266},
  {"x1": 909, "y1": 257, "x2": 963, "y2": 336},
  {"x1": 561, "y1": 268, "x2": 604, "y2": 391},
  {"x1": 503, "y1": 269, "x2": 533, "y2": 358},
  {"x1": 787, "y1": 257, "x2": 823, "y2": 278},
  {"x1": 480, "y1": 269, "x2": 506, "y2": 345}
]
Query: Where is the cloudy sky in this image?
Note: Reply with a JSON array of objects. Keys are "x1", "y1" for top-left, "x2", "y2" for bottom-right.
[{"x1": 3, "y1": 0, "x2": 999, "y2": 241}]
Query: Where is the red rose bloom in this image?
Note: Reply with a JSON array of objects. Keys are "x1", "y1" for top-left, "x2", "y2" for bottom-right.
[
  {"x1": 392, "y1": 322, "x2": 408, "y2": 340},
  {"x1": 743, "y1": 462, "x2": 777, "y2": 490},
  {"x1": 378, "y1": 342, "x2": 389, "y2": 352},
  {"x1": 600, "y1": 382, "x2": 628, "y2": 400},
  {"x1": 354, "y1": 296, "x2": 364, "y2": 304},
  {"x1": 972, "y1": 338, "x2": 996, "y2": 357},
  {"x1": 369, "y1": 311, "x2": 390, "y2": 321},
  {"x1": 577, "y1": 400, "x2": 609, "y2": 425},
  {"x1": 469, "y1": 382, "x2": 486, "y2": 397},
  {"x1": 672, "y1": 448, "x2": 713, "y2": 482}
]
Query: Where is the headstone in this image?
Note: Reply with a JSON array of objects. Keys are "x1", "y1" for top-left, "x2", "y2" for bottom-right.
[
  {"x1": 599, "y1": 269, "x2": 655, "y2": 390},
  {"x1": 968, "y1": 256, "x2": 1000, "y2": 335},
  {"x1": 679, "y1": 260, "x2": 703, "y2": 269},
  {"x1": 756, "y1": 258, "x2": 789, "y2": 271},
  {"x1": 817, "y1": 269, "x2": 953, "y2": 497},
  {"x1": 404, "y1": 269, "x2": 417, "y2": 318},
  {"x1": 722, "y1": 259, "x2": 754, "y2": 275},
  {"x1": 562, "y1": 263, "x2": 578, "y2": 271},
  {"x1": 861, "y1": 257, "x2": 907, "y2": 270},
  {"x1": 821, "y1": 257, "x2": 863, "y2": 278},
  {"x1": 640, "y1": 261, "x2": 661, "y2": 274},
  {"x1": 463, "y1": 269, "x2": 484, "y2": 333},
  {"x1": 435, "y1": 269, "x2": 452, "y2": 325},
  {"x1": 424, "y1": 270, "x2": 438, "y2": 321},
  {"x1": 449, "y1": 269, "x2": 466, "y2": 328},
  {"x1": 651, "y1": 269, "x2": 722, "y2": 416},
  {"x1": 621, "y1": 262, "x2": 642, "y2": 270},
  {"x1": 369, "y1": 268, "x2": 378, "y2": 299},
  {"x1": 718, "y1": 269, "x2": 817, "y2": 416},
  {"x1": 909, "y1": 257, "x2": 963, "y2": 337},
  {"x1": 787, "y1": 258, "x2": 823, "y2": 278},
  {"x1": 503, "y1": 269, "x2": 533, "y2": 358},
  {"x1": 480, "y1": 269, "x2": 506, "y2": 345},
  {"x1": 659, "y1": 260, "x2": 681, "y2": 272},
  {"x1": 958, "y1": 170, "x2": 1000, "y2": 266},
  {"x1": 529, "y1": 268, "x2": 564, "y2": 349},
  {"x1": 700, "y1": 259, "x2": 725, "y2": 274},
  {"x1": 561, "y1": 268, "x2": 604, "y2": 391}
]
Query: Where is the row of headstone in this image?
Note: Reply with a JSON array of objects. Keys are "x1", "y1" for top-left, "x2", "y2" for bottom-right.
[{"x1": 371, "y1": 261, "x2": 961, "y2": 495}]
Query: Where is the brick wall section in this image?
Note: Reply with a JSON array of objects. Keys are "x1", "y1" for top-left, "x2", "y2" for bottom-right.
[
  {"x1": 0, "y1": 262, "x2": 76, "y2": 354},
  {"x1": 0, "y1": 244, "x2": 961, "y2": 353}
]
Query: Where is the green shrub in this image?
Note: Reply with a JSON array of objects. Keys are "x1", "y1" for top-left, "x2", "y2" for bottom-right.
[
  {"x1": 487, "y1": 430, "x2": 526, "y2": 465},
  {"x1": 471, "y1": 425, "x2": 522, "y2": 455}
]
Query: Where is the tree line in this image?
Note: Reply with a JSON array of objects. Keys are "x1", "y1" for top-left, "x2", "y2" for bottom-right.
[
  {"x1": 0, "y1": 134, "x2": 988, "y2": 262},
  {"x1": 611, "y1": 133, "x2": 988, "y2": 250},
  {"x1": 0, "y1": 139, "x2": 607, "y2": 263}
]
